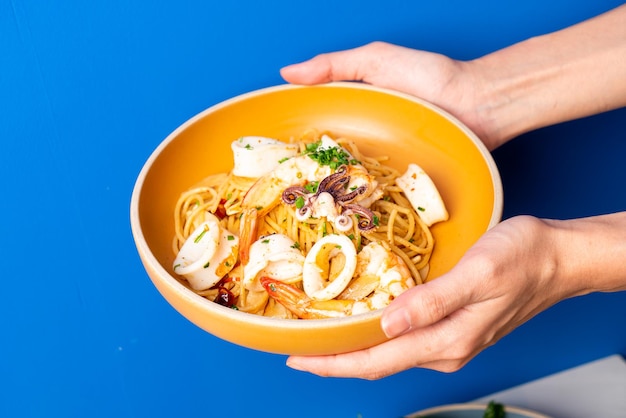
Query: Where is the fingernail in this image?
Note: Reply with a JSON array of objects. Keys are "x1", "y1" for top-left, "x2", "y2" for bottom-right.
[
  {"x1": 286, "y1": 358, "x2": 305, "y2": 372},
  {"x1": 381, "y1": 308, "x2": 412, "y2": 338}
]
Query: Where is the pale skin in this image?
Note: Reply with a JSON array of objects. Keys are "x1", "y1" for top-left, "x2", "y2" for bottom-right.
[{"x1": 279, "y1": 4, "x2": 626, "y2": 379}]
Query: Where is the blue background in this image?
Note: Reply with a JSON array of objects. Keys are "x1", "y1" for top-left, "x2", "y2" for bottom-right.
[{"x1": 1, "y1": 1, "x2": 625, "y2": 417}]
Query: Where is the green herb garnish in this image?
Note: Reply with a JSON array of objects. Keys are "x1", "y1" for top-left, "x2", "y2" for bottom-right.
[
  {"x1": 304, "y1": 181, "x2": 319, "y2": 193},
  {"x1": 194, "y1": 226, "x2": 209, "y2": 243},
  {"x1": 304, "y1": 141, "x2": 354, "y2": 169},
  {"x1": 305, "y1": 142, "x2": 319, "y2": 153},
  {"x1": 295, "y1": 196, "x2": 305, "y2": 209}
]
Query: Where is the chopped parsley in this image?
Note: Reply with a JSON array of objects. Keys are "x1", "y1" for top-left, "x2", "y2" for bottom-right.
[
  {"x1": 304, "y1": 181, "x2": 319, "y2": 193},
  {"x1": 303, "y1": 141, "x2": 359, "y2": 169},
  {"x1": 194, "y1": 226, "x2": 209, "y2": 243},
  {"x1": 203, "y1": 261, "x2": 210, "y2": 268},
  {"x1": 291, "y1": 241, "x2": 301, "y2": 250},
  {"x1": 372, "y1": 215, "x2": 380, "y2": 226},
  {"x1": 417, "y1": 206, "x2": 425, "y2": 212},
  {"x1": 278, "y1": 157, "x2": 289, "y2": 164},
  {"x1": 227, "y1": 235, "x2": 235, "y2": 241},
  {"x1": 295, "y1": 196, "x2": 305, "y2": 209},
  {"x1": 304, "y1": 142, "x2": 319, "y2": 153},
  {"x1": 244, "y1": 143, "x2": 253, "y2": 150}
]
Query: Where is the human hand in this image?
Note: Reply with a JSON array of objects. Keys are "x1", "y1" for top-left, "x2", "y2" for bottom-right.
[
  {"x1": 286, "y1": 216, "x2": 575, "y2": 379},
  {"x1": 281, "y1": 8, "x2": 626, "y2": 378},
  {"x1": 281, "y1": 42, "x2": 501, "y2": 150},
  {"x1": 282, "y1": 10, "x2": 626, "y2": 151}
]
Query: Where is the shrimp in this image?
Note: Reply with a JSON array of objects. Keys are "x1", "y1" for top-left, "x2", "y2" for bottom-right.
[
  {"x1": 340, "y1": 241, "x2": 415, "y2": 315},
  {"x1": 243, "y1": 233, "x2": 305, "y2": 292},
  {"x1": 260, "y1": 277, "x2": 355, "y2": 319},
  {"x1": 261, "y1": 241, "x2": 416, "y2": 319}
]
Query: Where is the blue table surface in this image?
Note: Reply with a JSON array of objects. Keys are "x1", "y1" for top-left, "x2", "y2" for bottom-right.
[{"x1": 2, "y1": 1, "x2": 625, "y2": 417}]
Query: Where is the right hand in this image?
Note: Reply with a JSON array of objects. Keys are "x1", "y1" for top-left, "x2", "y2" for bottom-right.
[{"x1": 285, "y1": 215, "x2": 571, "y2": 378}]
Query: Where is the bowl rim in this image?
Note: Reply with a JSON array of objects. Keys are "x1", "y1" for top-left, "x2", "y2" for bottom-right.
[{"x1": 129, "y1": 81, "x2": 503, "y2": 330}]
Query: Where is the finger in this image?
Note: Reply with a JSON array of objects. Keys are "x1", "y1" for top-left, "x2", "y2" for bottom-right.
[
  {"x1": 279, "y1": 54, "x2": 335, "y2": 84},
  {"x1": 280, "y1": 51, "x2": 363, "y2": 85},
  {"x1": 286, "y1": 336, "x2": 420, "y2": 380},
  {"x1": 381, "y1": 269, "x2": 475, "y2": 338},
  {"x1": 280, "y1": 42, "x2": 393, "y2": 85},
  {"x1": 286, "y1": 312, "x2": 477, "y2": 379}
]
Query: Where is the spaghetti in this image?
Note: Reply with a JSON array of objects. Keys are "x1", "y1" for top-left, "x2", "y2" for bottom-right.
[{"x1": 172, "y1": 132, "x2": 442, "y2": 319}]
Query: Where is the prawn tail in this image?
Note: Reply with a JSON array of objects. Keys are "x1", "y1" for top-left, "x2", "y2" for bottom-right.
[
  {"x1": 260, "y1": 277, "x2": 352, "y2": 319},
  {"x1": 238, "y1": 207, "x2": 258, "y2": 266}
]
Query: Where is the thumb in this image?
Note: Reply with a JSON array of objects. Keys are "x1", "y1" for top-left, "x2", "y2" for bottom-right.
[
  {"x1": 381, "y1": 273, "x2": 472, "y2": 338},
  {"x1": 280, "y1": 43, "x2": 384, "y2": 85}
]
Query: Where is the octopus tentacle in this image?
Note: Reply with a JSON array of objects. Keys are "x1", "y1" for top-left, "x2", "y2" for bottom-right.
[
  {"x1": 281, "y1": 165, "x2": 377, "y2": 232},
  {"x1": 342, "y1": 204, "x2": 376, "y2": 231},
  {"x1": 282, "y1": 186, "x2": 308, "y2": 205}
]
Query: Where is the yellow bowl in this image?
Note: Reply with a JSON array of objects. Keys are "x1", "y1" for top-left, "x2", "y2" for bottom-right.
[{"x1": 130, "y1": 82, "x2": 502, "y2": 355}]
